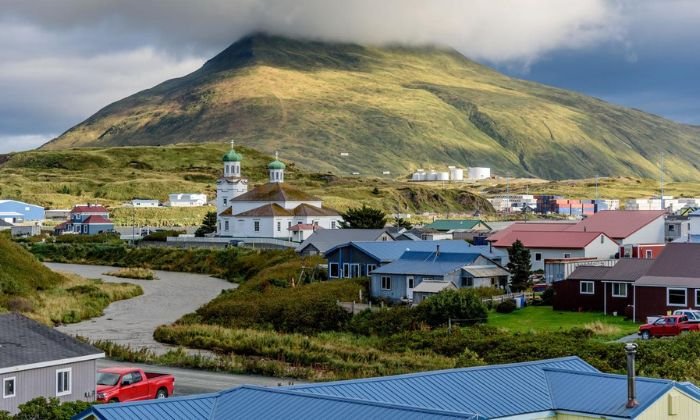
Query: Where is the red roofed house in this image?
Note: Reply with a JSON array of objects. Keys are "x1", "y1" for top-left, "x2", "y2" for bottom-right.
[
  {"x1": 55, "y1": 204, "x2": 114, "y2": 235},
  {"x1": 490, "y1": 230, "x2": 619, "y2": 271},
  {"x1": 565, "y1": 210, "x2": 666, "y2": 245}
]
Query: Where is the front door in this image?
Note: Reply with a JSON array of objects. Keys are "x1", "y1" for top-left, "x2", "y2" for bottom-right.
[{"x1": 406, "y1": 276, "x2": 415, "y2": 300}]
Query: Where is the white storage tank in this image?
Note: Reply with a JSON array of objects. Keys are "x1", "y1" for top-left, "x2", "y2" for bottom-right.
[
  {"x1": 438, "y1": 172, "x2": 450, "y2": 181},
  {"x1": 468, "y1": 167, "x2": 491, "y2": 180},
  {"x1": 412, "y1": 171, "x2": 427, "y2": 181},
  {"x1": 449, "y1": 167, "x2": 464, "y2": 181},
  {"x1": 427, "y1": 170, "x2": 438, "y2": 181}
]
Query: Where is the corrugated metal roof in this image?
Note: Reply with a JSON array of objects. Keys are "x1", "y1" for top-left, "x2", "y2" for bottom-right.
[
  {"x1": 76, "y1": 386, "x2": 483, "y2": 420},
  {"x1": 296, "y1": 229, "x2": 388, "y2": 254},
  {"x1": 371, "y1": 252, "x2": 481, "y2": 276},
  {"x1": 568, "y1": 265, "x2": 611, "y2": 281},
  {"x1": 486, "y1": 222, "x2": 575, "y2": 242},
  {"x1": 644, "y1": 243, "x2": 700, "y2": 278},
  {"x1": 424, "y1": 220, "x2": 490, "y2": 232},
  {"x1": 491, "y1": 231, "x2": 610, "y2": 249},
  {"x1": 413, "y1": 280, "x2": 456, "y2": 293},
  {"x1": 545, "y1": 368, "x2": 674, "y2": 418},
  {"x1": 462, "y1": 266, "x2": 510, "y2": 278},
  {"x1": 232, "y1": 182, "x2": 320, "y2": 202},
  {"x1": 600, "y1": 259, "x2": 654, "y2": 281},
  {"x1": 340, "y1": 240, "x2": 475, "y2": 262},
  {"x1": 566, "y1": 210, "x2": 666, "y2": 239},
  {"x1": 289, "y1": 357, "x2": 599, "y2": 418}
]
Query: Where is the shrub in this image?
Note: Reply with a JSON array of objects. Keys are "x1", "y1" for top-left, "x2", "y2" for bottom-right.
[
  {"x1": 417, "y1": 289, "x2": 488, "y2": 327},
  {"x1": 540, "y1": 287, "x2": 554, "y2": 306},
  {"x1": 13, "y1": 397, "x2": 92, "y2": 420},
  {"x1": 104, "y1": 267, "x2": 157, "y2": 280},
  {"x1": 496, "y1": 299, "x2": 516, "y2": 314},
  {"x1": 347, "y1": 307, "x2": 423, "y2": 336},
  {"x1": 454, "y1": 348, "x2": 486, "y2": 368}
]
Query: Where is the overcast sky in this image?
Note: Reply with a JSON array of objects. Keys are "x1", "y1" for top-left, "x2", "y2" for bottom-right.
[{"x1": 1, "y1": 0, "x2": 698, "y2": 153}]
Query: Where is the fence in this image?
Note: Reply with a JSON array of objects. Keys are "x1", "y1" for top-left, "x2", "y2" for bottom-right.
[{"x1": 481, "y1": 292, "x2": 534, "y2": 306}]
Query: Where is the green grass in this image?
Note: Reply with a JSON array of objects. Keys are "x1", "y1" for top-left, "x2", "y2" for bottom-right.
[
  {"x1": 488, "y1": 306, "x2": 638, "y2": 338},
  {"x1": 42, "y1": 34, "x2": 700, "y2": 181}
]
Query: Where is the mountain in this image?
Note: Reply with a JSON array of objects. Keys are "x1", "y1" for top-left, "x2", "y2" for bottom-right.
[{"x1": 44, "y1": 34, "x2": 700, "y2": 180}]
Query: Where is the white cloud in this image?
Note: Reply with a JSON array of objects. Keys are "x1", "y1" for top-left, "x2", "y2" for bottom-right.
[{"x1": 0, "y1": 135, "x2": 53, "y2": 153}]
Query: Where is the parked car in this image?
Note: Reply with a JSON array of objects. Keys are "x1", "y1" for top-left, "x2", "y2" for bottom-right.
[
  {"x1": 96, "y1": 367, "x2": 175, "y2": 403},
  {"x1": 638, "y1": 315, "x2": 700, "y2": 340},
  {"x1": 672, "y1": 309, "x2": 700, "y2": 322}
]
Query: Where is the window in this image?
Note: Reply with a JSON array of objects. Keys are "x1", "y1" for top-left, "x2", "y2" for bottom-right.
[
  {"x1": 535, "y1": 253, "x2": 542, "y2": 261},
  {"x1": 382, "y1": 236, "x2": 388, "y2": 241},
  {"x1": 329, "y1": 263, "x2": 339, "y2": 278},
  {"x1": 3, "y1": 377, "x2": 15, "y2": 399},
  {"x1": 667, "y1": 288, "x2": 687, "y2": 306},
  {"x1": 223, "y1": 198, "x2": 227, "y2": 205},
  {"x1": 381, "y1": 276, "x2": 392, "y2": 290},
  {"x1": 254, "y1": 221, "x2": 260, "y2": 232},
  {"x1": 224, "y1": 221, "x2": 229, "y2": 231},
  {"x1": 350, "y1": 264, "x2": 360, "y2": 278},
  {"x1": 600, "y1": 235, "x2": 605, "y2": 243},
  {"x1": 669, "y1": 224, "x2": 676, "y2": 232},
  {"x1": 288, "y1": 221, "x2": 292, "y2": 229},
  {"x1": 277, "y1": 221, "x2": 281, "y2": 232},
  {"x1": 612, "y1": 283, "x2": 628, "y2": 298},
  {"x1": 696, "y1": 290, "x2": 700, "y2": 307},
  {"x1": 563, "y1": 253, "x2": 572, "y2": 259},
  {"x1": 645, "y1": 250, "x2": 653, "y2": 259},
  {"x1": 580, "y1": 281, "x2": 594, "y2": 295},
  {"x1": 331, "y1": 221, "x2": 336, "y2": 229},
  {"x1": 366, "y1": 264, "x2": 377, "y2": 274},
  {"x1": 56, "y1": 368, "x2": 71, "y2": 396},
  {"x1": 407, "y1": 277, "x2": 415, "y2": 289},
  {"x1": 462, "y1": 277, "x2": 474, "y2": 287},
  {"x1": 131, "y1": 371, "x2": 143, "y2": 384}
]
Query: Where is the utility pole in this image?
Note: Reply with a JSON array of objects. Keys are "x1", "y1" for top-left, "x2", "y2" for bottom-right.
[{"x1": 660, "y1": 152, "x2": 665, "y2": 210}]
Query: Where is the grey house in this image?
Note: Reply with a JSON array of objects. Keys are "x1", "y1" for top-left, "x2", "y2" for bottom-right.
[
  {"x1": 0, "y1": 313, "x2": 104, "y2": 414},
  {"x1": 370, "y1": 250, "x2": 510, "y2": 303},
  {"x1": 296, "y1": 228, "x2": 397, "y2": 256}
]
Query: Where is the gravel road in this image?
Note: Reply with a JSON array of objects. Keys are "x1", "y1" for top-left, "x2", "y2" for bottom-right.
[{"x1": 48, "y1": 262, "x2": 235, "y2": 354}]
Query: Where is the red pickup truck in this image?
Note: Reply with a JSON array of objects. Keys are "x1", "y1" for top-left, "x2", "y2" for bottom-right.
[
  {"x1": 638, "y1": 315, "x2": 700, "y2": 339},
  {"x1": 96, "y1": 367, "x2": 175, "y2": 403}
]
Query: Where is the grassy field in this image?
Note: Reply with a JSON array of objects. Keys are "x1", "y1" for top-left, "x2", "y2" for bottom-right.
[
  {"x1": 0, "y1": 143, "x2": 494, "y2": 219},
  {"x1": 44, "y1": 34, "x2": 700, "y2": 181},
  {"x1": 0, "y1": 233, "x2": 142, "y2": 325},
  {"x1": 488, "y1": 306, "x2": 637, "y2": 338}
]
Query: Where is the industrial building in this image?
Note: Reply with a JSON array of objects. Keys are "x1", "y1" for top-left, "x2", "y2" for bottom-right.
[{"x1": 411, "y1": 166, "x2": 491, "y2": 182}]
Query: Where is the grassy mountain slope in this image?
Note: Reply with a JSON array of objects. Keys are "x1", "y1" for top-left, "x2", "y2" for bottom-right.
[
  {"x1": 0, "y1": 143, "x2": 494, "y2": 219},
  {"x1": 44, "y1": 34, "x2": 700, "y2": 180}
]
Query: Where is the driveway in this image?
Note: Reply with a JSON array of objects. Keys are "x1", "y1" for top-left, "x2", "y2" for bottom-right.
[
  {"x1": 96, "y1": 359, "x2": 303, "y2": 396},
  {"x1": 48, "y1": 263, "x2": 235, "y2": 354}
]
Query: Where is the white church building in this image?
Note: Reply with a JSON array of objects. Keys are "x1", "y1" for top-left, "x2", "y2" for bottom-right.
[{"x1": 216, "y1": 144, "x2": 342, "y2": 241}]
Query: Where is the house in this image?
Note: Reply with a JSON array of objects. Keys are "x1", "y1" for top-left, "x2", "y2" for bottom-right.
[
  {"x1": 633, "y1": 243, "x2": 700, "y2": 322},
  {"x1": 553, "y1": 259, "x2": 654, "y2": 315},
  {"x1": 566, "y1": 210, "x2": 666, "y2": 245},
  {"x1": 544, "y1": 257, "x2": 617, "y2": 283},
  {"x1": 0, "y1": 313, "x2": 104, "y2": 415},
  {"x1": 130, "y1": 199, "x2": 160, "y2": 207},
  {"x1": 323, "y1": 240, "x2": 496, "y2": 279},
  {"x1": 485, "y1": 221, "x2": 577, "y2": 243},
  {"x1": 168, "y1": 193, "x2": 208, "y2": 207},
  {"x1": 11, "y1": 224, "x2": 42, "y2": 238},
  {"x1": 45, "y1": 209, "x2": 71, "y2": 221},
  {"x1": 296, "y1": 228, "x2": 397, "y2": 256},
  {"x1": 370, "y1": 249, "x2": 509, "y2": 302},
  {"x1": 76, "y1": 356, "x2": 700, "y2": 419},
  {"x1": 55, "y1": 204, "x2": 114, "y2": 235},
  {"x1": 490, "y1": 230, "x2": 619, "y2": 271},
  {"x1": 0, "y1": 219, "x2": 12, "y2": 231},
  {"x1": 619, "y1": 243, "x2": 665, "y2": 259},
  {"x1": 0, "y1": 200, "x2": 45, "y2": 223},
  {"x1": 423, "y1": 219, "x2": 491, "y2": 233},
  {"x1": 665, "y1": 215, "x2": 690, "y2": 242},
  {"x1": 217, "y1": 151, "x2": 342, "y2": 241}
]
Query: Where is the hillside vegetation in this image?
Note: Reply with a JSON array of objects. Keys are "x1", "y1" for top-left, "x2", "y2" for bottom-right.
[
  {"x1": 45, "y1": 34, "x2": 700, "y2": 180},
  {"x1": 0, "y1": 144, "x2": 494, "y2": 217},
  {"x1": 0, "y1": 234, "x2": 142, "y2": 325}
]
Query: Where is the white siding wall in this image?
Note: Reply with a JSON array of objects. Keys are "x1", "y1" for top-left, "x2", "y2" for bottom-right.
[
  {"x1": 623, "y1": 217, "x2": 665, "y2": 245},
  {"x1": 582, "y1": 235, "x2": 620, "y2": 259}
]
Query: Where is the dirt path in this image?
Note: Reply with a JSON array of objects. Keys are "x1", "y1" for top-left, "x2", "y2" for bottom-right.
[{"x1": 48, "y1": 263, "x2": 235, "y2": 354}]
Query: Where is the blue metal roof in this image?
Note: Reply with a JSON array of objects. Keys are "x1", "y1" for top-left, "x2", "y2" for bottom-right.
[
  {"x1": 545, "y1": 368, "x2": 675, "y2": 418},
  {"x1": 289, "y1": 356, "x2": 599, "y2": 418},
  {"x1": 371, "y1": 251, "x2": 481, "y2": 276},
  {"x1": 327, "y1": 240, "x2": 475, "y2": 262},
  {"x1": 75, "y1": 386, "x2": 483, "y2": 420}
]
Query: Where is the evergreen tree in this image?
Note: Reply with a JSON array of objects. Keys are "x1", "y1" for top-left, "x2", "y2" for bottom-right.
[
  {"x1": 195, "y1": 211, "x2": 218, "y2": 237},
  {"x1": 506, "y1": 239, "x2": 531, "y2": 291},
  {"x1": 339, "y1": 204, "x2": 387, "y2": 229},
  {"x1": 392, "y1": 216, "x2": 413, "y2": 230}
]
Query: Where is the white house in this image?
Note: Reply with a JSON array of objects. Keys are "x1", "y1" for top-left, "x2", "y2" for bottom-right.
[
  {"x1": 168, "y1": 193, "x2": 208, "y2": 207},
  {"x1": 489, "y1": 230, "x2": 619, "y2": 271},
  {"x1": 130, "y1": 199, "x2": 160, "y2": 208},
  {"x1": 217, "y1": 151, "x2": 342, "y2": 241}
]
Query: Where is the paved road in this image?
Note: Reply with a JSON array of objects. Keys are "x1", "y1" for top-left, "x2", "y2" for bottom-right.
[
  {"x1": 48, "y1": 263, "x2": 235, "y2": 354},
  {"x1": 96, "y1": 359, "x2": 303, "y2": 396}
]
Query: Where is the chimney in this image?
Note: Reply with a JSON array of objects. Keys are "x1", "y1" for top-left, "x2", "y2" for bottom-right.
[
  {"x1": 436, "y1": 244, "x2": 441, "y2": 257},
  {"x1": 625, "y1": 343, "x2": 638, "y2": 408}
]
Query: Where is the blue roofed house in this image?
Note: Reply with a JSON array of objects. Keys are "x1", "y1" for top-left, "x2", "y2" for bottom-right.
[
  {"x1": 55, "y1": 205, "x2": 114, "y2": 235},
  {"x1": 75, "y1": 356, "x2": 700, "y2": 419},
  {"x1": 0, "y1": 200, "x2": 45, "y2": 224},
  {"x1": 370, "y1": 248, "x2": 510, "y2": 303},
  {"x1": 323, "y1": 240, "x2": 505, "y2": 279}
]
